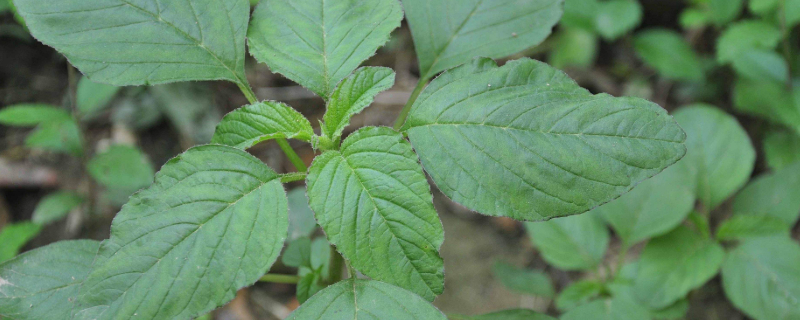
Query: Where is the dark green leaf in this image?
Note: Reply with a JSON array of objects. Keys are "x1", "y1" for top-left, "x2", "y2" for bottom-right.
[
  {"x1": 732, "y1": 160, "x2": 800, "y2": 225},
  {"x1": 763, "y1": 129, "x2": 800, "y2": 171},
  {"x1": 633, "y1": 29, "x2": 704, "y2": 81},
  {"x1": 0, "y1": 222, "x2": 41, "y2": 263},
  {"x1": 555, "y1": 280, "x2": 604, "y2": 311},
  {"x1": 32, "y1": 191, "x2": 84, "y2": 225},
  {"x1": 212, "y1": 101, "x2": 314, "y2": 150},
  {"x1": 0, "y1": 104, "x2": 70, "y2": 126},
  {"x1": 525, "y1": 213, "x2": 609, "y2": 270},
  {"x1": 492, "y1": 261, "x2": 554, "y2": 297},
  {"x1": 87, "y1": 145, "x2": 154, "y2": 192},
  {"x1": 594, "y1": 0, "x2": 642, "y2": 40},
  {"x1": 322, "y1": 67, "x2": 395, "y2": 142},
  {"x1": 716, "y1": 214, "x2": 789, "y2": 240}
]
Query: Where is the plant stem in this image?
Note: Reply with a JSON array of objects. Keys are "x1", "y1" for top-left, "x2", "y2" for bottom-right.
[
  {"x1": 614, "y1": 244, "x2": 629, "y2": 278},
  {"x1": 237, "y1": 81, "x2": 259, "y2": 105},
  {"x1": 259, "y1": 273, "x2": 301, "y2": 284},
  {"x1": 346, "y1": 262, "x2": 357, "y2": 279},
  {"x1": 279, "y1": 172, "x2": 307, "y2": 183},
  {"x1": 392, "y1": 78, "x2": 428, "y2": 130}
]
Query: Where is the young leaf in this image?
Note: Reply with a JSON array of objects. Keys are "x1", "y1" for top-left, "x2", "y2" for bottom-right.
[
  {"x1": 402, "y1": 58, "x2": 686, "y2": 221},
  {"x1": 76, "y1": 77, "x2": 120, "y2": 116},
  {"x1": 492, "y1": 261, "x2": 554, "y2": 298},
  {"x1": 674, "y1": 104, "x2": 755, "y2": 209},
  {"x1": 555, "y1": 280, "x2": 604, "y2": 311},
  {"x1": 560, "y1": 298, "x2": 650, "y2": 320},
  {"x1": 402, "y1": 0, "x2": 563, "y2": 79},
  {"x1": 212, "y1": 101, "x2": 314, "y2": 150},
  {"x1": 14, "y1": 0, "x2": 251, "y2": 87},
  {"x1": 450, "y1": 309, "x2": 557, "y2": 320},
  {"x1": 32, "y1": 191, "x2": 84, "y2": 225},
  {"x1": 763, "y1": 129, "x2": 800, "y2": 171},
  {"x1": 306, "y1": 127, "x2": 444, "y2": 301},
  {"x1": 322, "y1": 67, "x2": 395, "y2": 142},
  {"x1": 594, "y1": 0, "x2": 642, "y2": 41},
  {"x1": 716, "y1": 20, "x2": 781, "y2": 63},
  {"x1": 285, "y1": 279, "x2": 446, "y2": 319},
  {"x1": 722, "y1": 236, "x2": 800, "y2": 320},
  {"x1": 715, "y1": 214, "x2": 789, "y2": 241},
  {"x1": 732, "y1": 160, "x2": 800, "y2": 225},
  {"x1": 0, "y1": 240, "x2": 100, "y2": 320},
  {"x1": 287, "y1": 187, "x2": 317, "y2": 241},
  {"x1": 730, "y1": 48, "x2": 789, "y2": 84},
  {"x1": 633, "y1": 29, "x2": 704, "y2": 81},
  {"x1": 24, "y1": 118, "x2": 83, "y2": 156},
  {"x1": 549, "y1": 27, "x2": 598, "y2": 69},
  {"x1": 87, "y1": 145, "x2": 154, "y2": 192},
  {"x1": 282, "y1": 237, "x2": 313, "y2": 269},
  {"x1": 524, "y1": 213, "x2": 609, "y2": 270},
  {"x1": 247, "y1": 0, "x2": 402, "y2": 99},
  {"x1": 74, "y1": 145, "x2": 288, "y2": 320},
  {"x1": 708, "y1": 0, "x2": 744, "y2": 26},
  {"x1": 0, "y1": 222, "x2": 41, "y2": 263},
  {"x1": 0, "y1": 104, "x2": 70, "y2": 126},
  {"x1": 633, "y1": 226, "x2": 725, "y2": 309},
  {"x1": 679, "y1": 8, "x2": 708, "y2": 29},
  {"x1": 592, "y1": 162, "x2": 695, "y2": 246}
]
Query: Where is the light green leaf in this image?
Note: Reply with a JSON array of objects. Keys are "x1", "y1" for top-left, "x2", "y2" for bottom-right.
[
  {"x1": 322, "y1": 67, "x2": 395, "y2": 141},
  {"x1": 732, "y1": 160, "x2": 800, "y2": 225},
  {"x1": 402, "y1": 0, "x2": 563, "y2": 79},
  {"x1": 650, "y1": 299, "x2": 689, "y2": 320},
  {"x1": 74, "y1": 145, "x2": 288, "y2": 320},
  {"x1": 306, "y1": 127, "x2": 444, "y2": 301},
  {"x1": 0, "y1": 222, "x2": 41, "y2": 263},
  {"x1": 592, "y1": 162, "x2": 695, "y2": 246},
  {"x1": 76, "y1": 77, "x2": 120, "y2": 116},
  {"x1": 673, "y1": 104, "x2": 755, "y2": 209},
  {"x1": 731, "y1": 49, "x2": 789, "y2": 83},
  {"x1": 451, "y1": 309, "x2": 557, "y2": 320},
  {"x1": 402, "y1": 58, "x2": 686, "y2": 220},
  {"x1": 749, "y1": 0, "x2": 779, "y2": 15},
  {"x1": 679, "y1": 8, "x2": 708, "y2": 29},
  {"x1": 283, "y1": 237, "x2": 313, "y2": 268},
  {"x1": 0, "y1": 240, "x2": 100, "y2": 320},
  {"x1": 633, "y1": 225, "x2": 725, "y2": 309},
  {"x1": 787, "y1": 0, "x2": 800, "y2": 26},
  {"x1": 525, "y1": 213, "x2": 609, "y2": 270},
  {"x1": 709, "y1": 0, "x2": 744, "y2": 26},
  {"x1": 562, "y1": 0, "x2": 599, "y2": 31},
  {"x1": 15, "y1": 0, "x2": 251, "y2": 87},
  {"x1": 722, "y1": 236, "x2": 800, "y2": 320},
  {"x1": 247, "y1": 0, "x2": 402, "y2": 99},
  {"x1": 87, "y1": 145, "x2": 154, "y2": 191},
  {"x1": 286, "y1": 237, "x2": 330, "y2": 303},
  {"x1": 492, "y1": 261, "x2": 554, "y2": 297},
  {"x1": 32, "y1": 191, "x2": 84, "y2": 225},
  {"x1": 286, "y1": 279, "x2": 446, "y2": 319},
  {"x1": 287, "y1": 187, "x2": 317, "y2": 241},
  {"x1": 733, "y1": 80, "x2": 800, "y2": 133},
  {"x1": 25, "y1": 119, "x2": 83, "y2": 156},
  {"x1": 549, "y1": 27, "x2": 598, "y2": 69},
  {"x1": 0, "y1": 104, "x2": 70, "y2": 126},
  {"x1": 717, "y1": 20, "x2": 781, "y2": 63},
  {"x1": 633, "y1": 29, "x2": 704, "y2": 81},
  {"x1": 716, "y1": 214, "x2": 789, "y2": 240},
  {"x1": 560, "y1": 297, "x2": 650, "y2": 320},
  {"x1": 555, "y1": 280, "x2": 604, "y2": 311},
  {"x1": 212, "y1": 101, "x2": 314, "y2": 150},
  {"x1": 594, "y1": 0, "x2": 642, "y2": 40},
  {"x1": 763, "y1": 129, "x2": 800, "y2": 171}
]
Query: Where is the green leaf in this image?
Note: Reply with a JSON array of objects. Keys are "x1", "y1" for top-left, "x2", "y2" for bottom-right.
[
  {"x1": 716, "y1": 20, "x2": 781, "y2": 63},
  {"x1": 716, "y1": 214, "x2": 789, "y2": 241},
  {"x1": 731, "y1": 49, "x2": 789, "y2": 83},
  {"x1": 562, "y1": 0, "x2": 599, "y2": 31},
  {"x1": 87, "y1": 145, "x2": 154, "y2": 192},
  {"x1": 679, "y1": 8, "x2": 708, "y2": 29},
  {"x1": 284, "y1": 237, "x2": 330, "y2": 303},
  {"x1": 492, "y1": 261, "x2": 554, "y2": 297},
  {"x1": 25, "y1": 119, "x2": 83, "y2": 156},
  {"x1": 74, "y1": 145, "x2": 288, "y2": 320},
  {"x1": 650, "y1": 299, "x2": 690, "y2": 320},
  {"x1": 14, "y1": 0, "x2": 251, "y2": 87},
  {"x1": 286, "y1": 279, "x2": 446, "y2": 319},
  {"x1": 0, "y1": 240, "x2": 100, "y2": 320},
  {"x1": 673, "y1": 104, "x2": 755, "y2": 209},
  {"x1": 283, "y1": 237, "x2": 313, "y2": 268},
  {"x1": 402, "y1": 58, "x2": 686, "y2": 221},
  {"x1": 0, "y1": 104, "x2": 70, "y2": 126},
  {"x1": 555, "y1": 280, "x2": 604, "y2": 311},
  {"x1": 732, "y1": 160, "x2": 800, "y2": 225},
  {"x1": 322, "y1": 67, "x2": 395, "y2": 141},
  {"x1": 402, "y1": 0, "x2": 563, "y2": 79},
  {"x1": 561, "y1": 297, "x2": 650, "y2": 320},
  {"x1": 749, "y1": 0, "x2": 780, "y2": 15},
  {"x1": 633, "y1": 29, "x2": 704, "y2": 81},
  {"x1": 764, "y1": 129, "x2": 800, "y2": 171},
  {"x1": 212, "y1": 101, "x2": 314, "y2": 150},
  {"x1": 450, "y1": 309, "x2": 557, "y2": 320},
  {"x1": 549, "y1": 27, "x2": 598, "y2": 69},
  {"x1": 722, "y1": 236, "x2": 800, "y2": 320},
  {"x1": 32, "y1": 191, "x2": 84, "y2": 225},
  {"x1": 733, "y1": 80, "x2": 800, "y2": 133},
  {"x1": 709, "y1": 0, "x2": 744, "y2": 26},
  {"x1": 150, "y1": 83, "x2": 222, "y2": 145},
  {"x1": 247, "y1": 0, "x2": 402, "y2": 99},
  {"x1": 592, "y1": 162, "x2": 695, "y2": 246},
  {"x1": 633, "y1": 225, "x2": 725, "y2": 309},
  {"x1": 786, "y1": 0, "x2": 800, "y2": 26},
  {"x1": 525, "y1": 213, "x2": 609, "y2": 270},
  {"x1": 287, "y1": 187, "x2": 317, "y2": 241},
  {"x1": 76, "y1": 77, "x2": 120, "y2": 116},
  {"x1": 594, "y1": 0, "x2": 642, "y2": 40},
  {"x1": 306, "y1": 127, "x2": 444, "y2": 301},
  {"x1": 0, "y1": 222, "x2": 41, "y2": 263}
]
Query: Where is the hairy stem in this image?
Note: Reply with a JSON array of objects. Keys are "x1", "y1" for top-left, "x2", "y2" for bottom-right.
[
  {"x1": 279, "y1": 172, "x2": 307, "y2": 183},
  {"x1": 259, "y1": 273, "x2": 301, "y2": 284},
  {"x1": 393, "y1": 78, "x2": 428, "y2": 130}
]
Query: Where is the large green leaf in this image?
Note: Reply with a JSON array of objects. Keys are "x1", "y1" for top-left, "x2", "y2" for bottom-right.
[
  {"x1": 0, "y1": 222, "x2": 41, "y2": 263},
  {"x1": 306, "y1": 127, "x2": 444, "y2": 301},
  {"x1": 722, "y1": 236, "x2": 800, "y2": 320},
  {"x1": 0, "y1": 104, "x2": 70, "y2": 126},
  {"x1": 732, "y1": 160, "x2": 800, "y2": 225},
  {"x1": 247, "y1": 0, "x2": 402, "y2": 99},
  {"x1": 450, "y1": 309, "x2": 556, "y2": 320},
  {"x1": 594, "y1": 0, "x2": 642, "y2": 40},
  {"x1": 673, "y1": 104, "x2": 755, "y2": 209},
  {"x1": 525, "y1": 213, "x2": 609, "y2": 270},
  {"x1": 87, "y1": 145, "x2": 154, "y2": 191},
  {"x1": 32, "y1": 191, "x2": 84, "y2": 225},
  {"x1": 763, "y1": 129, "x2": 800, "y2": 171},
  {"x1": 492, "y1": 261, "x2": 554, "y2": 297},
  {"x1": 212, "y1": 101, "x2": 314, "y2": 149},
  {"x1": 716, "y1": 20, "x2": 781, "y2": 63},
  {"x1": 592, "y1": 162, "x2": 695, "y2": 246},
  {"x1": 633, "y1": 29, "x2": 703, "y2": 81},
  {"x1": 402, "y1": 0, "x2": 563, "y2": 79},
  {"x1": 286, "y1": 279, "x2": 446, "y2": 319},
  {"x1": 402, "y1": 58, "x2": 686, "y2": 221},
  {"x1": 14, "y1": 0, "x2": 251, "y2": 87},
  {"x1": 322, "y1": 67, "x2": 395, "y2": 142},
  {"x1": 560, "y1": 297, "x2": 650, "y2": 320},
  {"x1": 0, "y1": 240, "x2": 100, "y2": 320},
  {"x1": 633, "y1": 225, "x2": 725, "y2": 309},
  {"x1": 74, "y1": 145, "x2": 288, "y2": 320}
]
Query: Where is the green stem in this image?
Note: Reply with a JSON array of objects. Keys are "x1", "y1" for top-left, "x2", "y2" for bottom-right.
[
  {"x1": 614, "y1": 244, "x2": 629, "y2": 279},
  {"x1": 237, "y1": 81, "x2": 259, "y2": 104},
  {"x1": 346, "y1": 262, "x2": 357, "y2": 279},
  {"x1": 689, "y1": 211, "x2": 712, "y2": 238},
  {"x1": 393, "y1": 78, "x2": 429, "y2": 130},
  {"x1": 279, "y1": 172, "x2": 307, "y2": 183},
  {"x1": 259, "y1": 273, "x2": 301, "y2": 284},
  {"x1": 277, "y1": 138, "x2": 308, "y2": 172}
]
